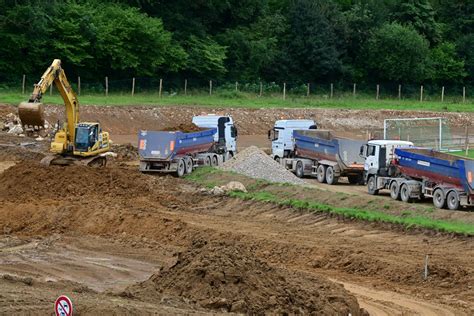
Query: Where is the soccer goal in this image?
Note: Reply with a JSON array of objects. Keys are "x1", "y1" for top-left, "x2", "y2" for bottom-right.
[{"x1": 383, "y1": 117, "x2": 456, "y2": 151}]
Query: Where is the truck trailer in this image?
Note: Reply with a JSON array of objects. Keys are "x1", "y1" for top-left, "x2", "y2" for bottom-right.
[
  {"x1": 138, "y1": 115, "x2": 237, "y2": 176},
  {"x1": 280, "y1": 130, "x2": 367, "y2": 185},
  {"x1": 363, "y1": 142, "x2": 474, "y2": 210}
]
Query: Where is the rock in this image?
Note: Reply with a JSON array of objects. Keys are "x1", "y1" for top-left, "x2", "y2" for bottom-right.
[
  {"x1": 7, "y1": 125, "x2": 23, "y2": 135},
  {"x1": 220, "y1": 181, "x2": 247, "y2": 193},
  {"x1": 210, "y1": 186, "x2": 225, "y2": 196}
]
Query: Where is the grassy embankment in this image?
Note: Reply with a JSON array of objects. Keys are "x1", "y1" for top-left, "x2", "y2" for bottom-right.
[
  {"x1": 186, "y1": 167, "x2": 474, "y2": 236},
  {"x1": 1, "y1": 91, "x2": 473, "y2": 112}
]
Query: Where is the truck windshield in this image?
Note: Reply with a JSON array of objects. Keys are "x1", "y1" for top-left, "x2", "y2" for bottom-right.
[{"x1": 75, "y1": 126, "x2": 90, "y2": 151}]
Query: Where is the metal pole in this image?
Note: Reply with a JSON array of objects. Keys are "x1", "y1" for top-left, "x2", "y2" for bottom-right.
[{"x1": 383, "y1": 119, "x2": 387, "y2": 139}]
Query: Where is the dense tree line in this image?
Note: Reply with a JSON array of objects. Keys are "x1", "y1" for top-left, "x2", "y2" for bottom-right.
[{"x1": 0, "y1": 0, "x2": 472, "y2": 88}]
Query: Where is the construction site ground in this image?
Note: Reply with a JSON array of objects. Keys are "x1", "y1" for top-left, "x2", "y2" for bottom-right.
[{"x1": 0, "y1": 103, "x2": 473, "y2": 315}]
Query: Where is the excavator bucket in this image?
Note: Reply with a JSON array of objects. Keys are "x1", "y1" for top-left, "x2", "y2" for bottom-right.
[{"x1": 18, "y1": 102, "x2": 45, "y2": 127}]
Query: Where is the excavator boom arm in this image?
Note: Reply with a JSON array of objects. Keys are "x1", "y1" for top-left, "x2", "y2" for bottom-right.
[{"x1": 19, "y1": 59, "x2": 79, "y2": 142}]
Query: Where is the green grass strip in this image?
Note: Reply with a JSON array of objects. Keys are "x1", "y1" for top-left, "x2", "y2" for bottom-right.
[
  {"x1": 228, "y1": 190, "x2": 474, "y2": 236},
  {"x1": 2, "y1": 91, "x2": 474, "y2": 112}
]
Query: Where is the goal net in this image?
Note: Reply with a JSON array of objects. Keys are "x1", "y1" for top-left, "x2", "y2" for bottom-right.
[{"x1": 383, "y1": 117, "x2": 458, "y2": 151}]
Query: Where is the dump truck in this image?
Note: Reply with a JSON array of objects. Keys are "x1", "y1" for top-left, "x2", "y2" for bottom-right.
[
  {"x1": 138, "y1": 115, "x2": 237, "y2": 176},
  {"x1": 363, "y1": 142, "x2": 474, "y2": 210},
  {"x1": 268, "y1": 119, "x2": 317, "y2": 162},
  {"x1": 279, "y1": 130, "x2": 367, "y2": 185}
]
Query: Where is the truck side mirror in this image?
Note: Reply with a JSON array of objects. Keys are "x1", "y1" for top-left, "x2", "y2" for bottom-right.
[
  {"x1": 359, "y1": 145, "x2": 366, "y2": 158},
  {"x1": 267, "y1": 130, "x2": 271, "y2": 140}
]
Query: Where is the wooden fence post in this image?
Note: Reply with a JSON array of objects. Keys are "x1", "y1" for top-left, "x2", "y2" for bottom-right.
[
  {"x1": 78, "y1": 76, "x2": 81, "y2": 96},
  {"x1": 398, "y1": 84, "x2": 401, "y2": 100},
  {"x1": 49, "y1": 84, "x2": 52, "y2": 96},
  {"x1": 209, "y1": 80, "x2": 213, "y2": 95},
  {"x1": 463, "y1": 86, "x2": 466, "y2": 103},
  {"x1": 376, "y1": 84, "x2": 380, "y2": 100},
  {"x1": 259, "y1": 81, "x2": 263, "y2": 97},
  {"x1": 105, "y1": 76, "x2": 108, "y2": 97},
  {"x1": 307, "y1": 83, "x2": 310, "y2": 97},
  {"x1": 420, "y1": 85, "x2": 423, "y2": 102},
  {"x1": 441, "y1": 86, "x2": 445, "y2": 102},
  {"x1": 159, "y1": 78, "x2": 163, "y2": 98},
  {"x1": 283, "y1": 82, "x2": 286, "y2": 100},
  {"x1": 353, "y1": 83, "x2": 356, "y2": 97},
  {"x1": 235, "y1": 81, "x2": 238, "y2": 92},
  {"x1": 184, "y1": 79, "x2": 187, "y2": 95},
  {"x1": 131, "y1": 77, "x2": 135, "y2": 97},
  {"x1": 330, "y1": 83, "x2": 334, "y2": 99},
  {"x1": 22, "y1": 74, "x2": 26, "y2": 94}
]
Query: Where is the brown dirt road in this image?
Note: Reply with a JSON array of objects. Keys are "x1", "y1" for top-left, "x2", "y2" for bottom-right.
[{"x1": 0, "y1": 159, "x2": 472, "y2": 314}]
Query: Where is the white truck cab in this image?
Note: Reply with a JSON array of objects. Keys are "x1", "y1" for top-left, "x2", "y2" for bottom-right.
[
  {"x1": 361, "y1": 140, "x2": 414, "y2": 177},
  {"x1": 269, "y1": 119, "x2": 317, "y2": 161},
  {"x1": 192, "y1": 115, "x2": 238, "y2": 158}
]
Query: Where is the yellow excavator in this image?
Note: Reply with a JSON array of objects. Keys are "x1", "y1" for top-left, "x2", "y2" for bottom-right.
[{"x1": 18, "y1": 59, "x2": 110, "y2": 166}]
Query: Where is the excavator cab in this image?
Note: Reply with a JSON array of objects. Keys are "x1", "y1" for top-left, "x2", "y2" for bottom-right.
[
  {"x1": 74, "y1": 123, "x2": 109, "y2": 155},
  {"x1": 75, "y1": 123, "x2": 98, "y2": 152}
]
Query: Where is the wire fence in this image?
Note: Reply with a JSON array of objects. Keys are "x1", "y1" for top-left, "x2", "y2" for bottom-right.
[{"x1": 3, "y1": 75, "x2": 472, "y2": 103}]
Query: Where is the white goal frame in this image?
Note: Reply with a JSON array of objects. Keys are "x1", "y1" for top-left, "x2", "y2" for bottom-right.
[{"x1": 383, "y1": 117, "x2": 445, "y2": 150}]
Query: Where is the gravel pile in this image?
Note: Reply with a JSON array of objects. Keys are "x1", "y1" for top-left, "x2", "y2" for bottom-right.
[{"x1": 220, "y1": 146, "x2": 305, "y2": 185}]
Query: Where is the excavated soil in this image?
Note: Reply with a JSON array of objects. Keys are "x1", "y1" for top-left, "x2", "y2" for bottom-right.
[
  {"x1": 128, "y1": 240, "x2": 363, "y2": 315},
  {"x1": 111, "y1": 143, "x2": 139, "y2": 161},
  {"x1": 161, "y1": 123, "x2": 204, "y2": 132},
  {"x1": 1, "y1": 103, "x2": 474, "y2": 314}
]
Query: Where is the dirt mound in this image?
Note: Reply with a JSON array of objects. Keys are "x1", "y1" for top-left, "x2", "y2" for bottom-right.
[
  {"x1": 0, "y1": 162, "x2": 153, "y2": 202},
  {"x1": 128, "y1": 240, "x2": 364, "y2": 315},
  {"x1": 0, "y1": 145, "x2": 45, "y2": 161},
  {"x1": 220, "y1": 146, "x2": 305, "y2": 185},
  {"x1": 111, "y1": 143, "x2": 139, "y2": 161},
  {"x1": 161, "y1": 123, "x2": 204, "y2": 133}
]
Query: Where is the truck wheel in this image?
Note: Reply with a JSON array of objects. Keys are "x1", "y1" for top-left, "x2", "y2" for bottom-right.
[
  {"x1": 400, "y1": 184, "x2": 411, "y2": 202},
  {"x1": 185, "y1": 158, "x2": 193, "y2": 174},
  {"x1": 316, "y1": 165, "x2": 326, "y2": 183},
  {"x1": 446, "y1": 191, "x2": 460, "y2": 210},
  {"x1": 390, "y1": 181, "x2": 400, "y2": 200},
  {"x1": 326, "y1": 167, "x2": 338, "y2": 185},
  {"x1": 295, "y1": 161, "x2": 304, "y2": 178},
  {"x1": 176, "y1": 159, "x2": 186, "y2": 177},
  {"x1": 274, "y1": 156, "x2": 280, "y2": 163},
  {"x1": 205, "y1": 156, "x2": 211, "y2": 166},
  {"x1": 211, "y1": 155, "x2": 218, "y2": 166},
  {"x1": 367, "y1": 176, "x2": 379, "y2": 195},
  {"x1": 433, "y1": 189, "x2": 446, "y2": 209}
]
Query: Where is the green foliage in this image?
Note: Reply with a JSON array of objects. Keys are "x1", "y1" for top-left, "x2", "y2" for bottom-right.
[
  {"x1": 0, "y1": 0, "x2": 472, "y2": 85},
  {"x1": 283, "y1": 0, "x2": 345, "y2": 82},
  {"x1": 366, "y1": 23, "x2": 430, "y2": 82},
  {"x1": 184, "y1": 35, "x2": 227, "y2": 78},
  {"x1": 391, "y1": 0, "x2": 441, "y2": 44},
  {"x1": 428, "y1": 42, "x2": 466, "y2": 83}
]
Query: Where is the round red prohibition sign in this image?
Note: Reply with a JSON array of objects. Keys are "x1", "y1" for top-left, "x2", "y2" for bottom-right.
[{"x1": 55, "y1": 295, "x2": 73, "y2": 316}]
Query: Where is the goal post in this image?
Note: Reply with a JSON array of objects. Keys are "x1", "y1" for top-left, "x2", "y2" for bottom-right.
[{"x1": 383, "y1": 117, "x2": 454, "y2": 151}]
